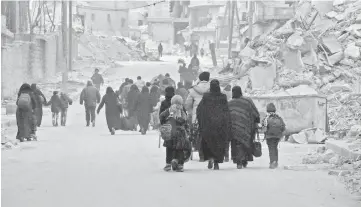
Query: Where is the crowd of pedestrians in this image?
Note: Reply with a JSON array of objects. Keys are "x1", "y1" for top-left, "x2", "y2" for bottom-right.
[{"x1": 15, "y1": 66, "x2": 286, "y2": 173}]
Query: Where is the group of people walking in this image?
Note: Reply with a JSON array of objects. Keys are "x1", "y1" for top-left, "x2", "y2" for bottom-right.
[
  {"x1": 16, "y1": 83, "x2": 73, "y2": 142},
  {"x1": 159, "y1": 71, "x2": 286, "y2": 172}
]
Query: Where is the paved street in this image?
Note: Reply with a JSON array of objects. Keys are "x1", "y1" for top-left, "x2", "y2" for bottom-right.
[{"x1": 2, "y1": 60, "x2": 360, "y2": 207}]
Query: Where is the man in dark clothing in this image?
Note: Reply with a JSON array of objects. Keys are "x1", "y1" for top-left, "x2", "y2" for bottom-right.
[
  {"x1": 80, "y1": 81, "x2": 101, "y2": 127},
  {"x1": 158, "y1": 43, "x2": 163, "y2": 58},
  {"x1": 91, "y1": 68, "x2": 104, "y2": 92},
  {"x1": 30, "y1": 84, "x2": 47, "y2": 127},
  {"x1": 119, "y1": 78, "x2": 130, "y2": 93},
  {"x1": 189, "y1": 54, "x2": 200, "y2": 73}
]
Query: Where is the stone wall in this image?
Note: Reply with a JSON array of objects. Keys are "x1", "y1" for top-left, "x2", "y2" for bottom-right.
[{"x1": 1, "y1": 32, "x2": 66, "y2": 99}]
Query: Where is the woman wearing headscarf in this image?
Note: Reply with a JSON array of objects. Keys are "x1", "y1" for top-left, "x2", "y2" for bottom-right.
[
  {"x1": 16, "y1": 83, "x2": 37, "y2": 142},
  {"x1": 197, "y1": 79, "x2": 231, "y2": 170},
  {"x1": 30, "y1": 83, "x2": 47, "y2": 127},
  {"x1": 150, "y1": 85, "x2": 161, "y2": 129},
  {"x1": 97, "y1": 87, "x2": 122, "y2": 135},
  {"x1": 228, "y1": 86, "x2": 260, "y2": 169},
  {"x1": 134, "y1": 86, "x2": 152, "y2": 135},
  {"x1": 126, "y1": 84, "x2": 140, "y2": 131},
  {"x1": 160, "y1": 95, "x2": 191, "y2": 172}
]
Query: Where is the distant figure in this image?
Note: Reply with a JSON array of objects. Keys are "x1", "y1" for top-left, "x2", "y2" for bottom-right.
[
  {"x1": 91, "y1": 68, "x2": 104, "y2": 92},
  {"x1": 175, "y1": 82, "x2": 188, "y2": 104},
  {"x1": 223, "y1": 84, "x2": 232, "y2": 101},
  {"x1": 31, "y1": 84, "x2": 47, "y2": 127},
  {"x1": 59, "y1": 92, "x2": 73, "y2": 126},
  {"x1": 146, "y1": 82, "x2": 151, "y2": 91},
  {"x1": 80, "y1": 81, "x2": 101, "y2": 127},
  {"x1": 209, "y1": 40, "x2": 217, "y2": 67},
  {"x1": 135, "y1": 76, "x2": 145, "y2": 91},
  {"x1": 200, "y1": 48, "x2": 205, "y2": 57},
  {"x1": 189, "y1": 54, "x2": 200, "y2": 72},
  {"x1": 46, "y1": 91, "x2": 62, "y2": 127},
  {"x1": 126, "y1": 84, "x2": 140, "y2": 130},
  {"x1": 158, "y1": 42, "x2": 163, "y2": 58}
]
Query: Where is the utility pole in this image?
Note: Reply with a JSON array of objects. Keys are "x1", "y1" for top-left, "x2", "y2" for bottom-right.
[
  {"x1": 217, "y1": 1, "x2": 229, "y2": 49},
  {"x1": 248, "y1": 0, "x2": 254, "y2": 40},
  {"x1": 68, "y1": 1, "x2": 72, "y2": 75},
  {"x1": 62, "y1": 0, "x2": 68, "y2": 92},
  {"x1": 228, "y1": 0, "x2": 235, "y2": 59}
]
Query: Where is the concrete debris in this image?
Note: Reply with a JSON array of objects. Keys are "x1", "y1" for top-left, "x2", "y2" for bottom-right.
[
  {"x1": 322, "y1": 35, "x2": 343, "y2": 55},
  {"x1": 344, "y1": 44, "x2": 361, "y2": 60},
  {"x1": 348, "y1": 125, "x2": 361, "y2": 137},
  {"x1": 289, "y1": 128, "x2": 326, "y2": 144}
]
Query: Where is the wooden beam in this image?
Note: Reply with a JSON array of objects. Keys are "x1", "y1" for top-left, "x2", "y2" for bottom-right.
[{"x1": 217, "y1": 1, "x2": 229, "y2": 49}]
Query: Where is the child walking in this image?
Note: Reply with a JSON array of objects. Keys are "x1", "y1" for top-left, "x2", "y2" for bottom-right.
[
  {"x1": 46, "y1": 91, "x2": 62, "y2": 126},
  {"x1": 60, "y1": 92, "x2": 73, "y2": 126},
  {"x1": 262, "y1": 103, "x2": 286, "y2": 169}
]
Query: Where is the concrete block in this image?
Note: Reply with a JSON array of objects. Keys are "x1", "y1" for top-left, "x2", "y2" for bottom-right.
[
  {"x1": 326, "y1": 140, "x2": 361, "y2": 161},
  {"x1": 249, "y1": 62, "x2": 276, "y2": 90}
]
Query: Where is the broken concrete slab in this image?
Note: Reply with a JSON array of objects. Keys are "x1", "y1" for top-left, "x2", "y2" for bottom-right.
[
  {"x1": 335, "y1": 13, "x2": 346, "y2": 21},
  {"x1": 328, "y1": 51, "x2": 344, "y2": 65},
  {"x1": 340, "y1": 58, "x2": 355, "y2": 66},
  {"x1": 286, "y1": 85, "x2": 318, "y2": 95},
  {"x1": 322, "y1": 35, "x2": 343, "y2": 54},
  {"x1": 326, "y1": 11, "x2": 338, "y2": 18},
  {"x1": 333, "y1": 0, "x2": 345, "y2": 6},
  {"x1": 286, "y1": 31, "x2": 304, "y2": 49},
  {"x1": 283, "y1": 48, "x2": 305, "y2": 72},
  {"x1": 326, "y1": 139, "x2": 361, "y2": 161},
  {"x1": 346, "y1": 24, "x2": 361, "y2": 33},
  {"x1": 239, "y1": 46, "x2": 256, "y2": 58},
  {"x1": 344, "y1": 44, "x2": 361, "y2": 60},
  {"x1": 302, "y1": 49, "x2": 319, "y2": 67},
  {"x1": 356, "y1": 13, "x2": 361, "y2": 24},
  {"x1": 249, "y1": 62, "x2": 276, "y2": 90}
]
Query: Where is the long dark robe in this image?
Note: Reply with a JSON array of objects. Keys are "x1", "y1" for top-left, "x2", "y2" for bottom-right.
[
  {"x1": 127, "y1": 89, "x2": 139, "y2": 117},
  {"x1": 97, "y1": 93, "x2": 122, "y2": 131},
  {"x1": 16, "y1": 85, "x2": 37, "y2": 140},
  {"x1": 196, "y1": 92, "x2": 231, "y2": 163},
  {"x1": 134, "y1": 92, "x2": 152, "y2": 131},
  {"x1": 228, "y1": 97, "x2": 260, "y2": 163}
]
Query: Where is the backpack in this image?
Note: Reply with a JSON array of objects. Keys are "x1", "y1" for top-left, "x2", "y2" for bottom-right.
[
  {"x1": 160, "y1": 111, "x2": 177, "y2": 141},
  {"x1": 266, "y1": 116, "x2": 284, "y2": 137},
  {"x1": 17, "y1": 93, "x2": 32, "y2": 111}
]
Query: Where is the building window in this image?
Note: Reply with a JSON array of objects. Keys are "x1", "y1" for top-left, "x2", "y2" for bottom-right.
[
  {"x1": 107, "y1": 14, "x2": 111, "y2": 23},
  {"x1": 91, "y1": 13, "x2": 95, "y2": 21},
  {"x1": 121, "y1": 18, "x2": 125, "y2": 27}
]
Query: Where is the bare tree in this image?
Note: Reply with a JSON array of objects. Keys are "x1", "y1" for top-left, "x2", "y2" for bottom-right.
[
  {"x1": 45, "y1": 1, "x2": 56, "y2": 32},
  {"x1": 27, "y1": 0, "x2": 42, "y2": 39}
]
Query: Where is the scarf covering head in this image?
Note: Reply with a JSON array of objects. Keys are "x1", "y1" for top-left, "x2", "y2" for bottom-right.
[
  {"x1": 106, "y1": 86, "x2": 114, "y2": 94},
  {"x1": 210, "y1": 79, "x2": 220, "y2": 93},
  {"x1": 232, "y1": 86, "x2": 243, "y2": 99},
  {"x1": 169, "y1": 95, "x2": 185, "y2": 119}
]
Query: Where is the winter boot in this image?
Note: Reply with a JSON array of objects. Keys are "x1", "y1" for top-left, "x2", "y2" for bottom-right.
[
  {"x1": 237, "y1": 162, "x2": 243, "y2": 169},
  {"x1": 163, "y1": 164, "x2": 171, "y2": 172},
  {"x1": 176, "y1": 165, "x2": 184, "y2": 172},
  {"x1": 242, "y1": 160, "x2": 248, "y2": 168},
  {"x1": 111, "y1": 128, "x2": 115, "y2": 135},
  {"x1": 214, "y1": 162, "x2": 219, "y2": 170},
  {"x1": 171, "y1": 159, "x2": 179, "y2": 171},
  {"x1": 207, "y1": 159, "x2": 214, "y2": 169}
]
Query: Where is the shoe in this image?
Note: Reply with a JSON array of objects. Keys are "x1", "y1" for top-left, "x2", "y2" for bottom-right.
[
  {"x1": 111, "y1": 128, "x2": 115, "y2": 135},
  {"x1": 176, "y1": 165, "x2": 184, "y2": 172},
  {"x1": 207, "y1": 159, "x2": 214, "y2": 169},
  {"x1": 17, "y1": 137, "x2": 25, "y2": 142},
  {"x1": 242, "y1": 161, "x2": 248, "y2": 168},
  {"x1": 237, "y1": 163, "x2": 243, "y2": 169},
  {"x1": 214, "y1": 163, "x2": 219, "y2": 170},
  {"x1": 270, "y1": 161, "x2": 278, "y2": 169},
  {"x1": 86, "y1": 122, "x2": 90, "y2": 127},
  {"x1": 171, "y1": 159, "x2": 179, "y2": 171},
  {"x1": 163, "y1": 164, "x2": 171, "y2": 172},
  {"x1": 92, "y1": 121, "x2": 95, "y2": 127},
  {"x1": 225, "y1": 156, "x2": 229, "y2": 162}
]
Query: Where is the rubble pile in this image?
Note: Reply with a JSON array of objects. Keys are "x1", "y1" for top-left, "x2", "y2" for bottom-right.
[
  {"x1": 78, "y1": 33, "x2": 158, "y2": 62},
  {"x1": 303, "y1": 145, "x2": 361, "y2": 194},
  {"x1": 219, "y1": 0, "x2": 361, "y2": 132}
]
